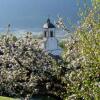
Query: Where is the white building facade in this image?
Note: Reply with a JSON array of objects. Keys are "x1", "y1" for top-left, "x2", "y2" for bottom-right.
[{"x1": 42, "y1": 18, "x2": 62, "y2": 56}]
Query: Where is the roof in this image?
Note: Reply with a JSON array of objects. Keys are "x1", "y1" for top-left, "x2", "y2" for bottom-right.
[{"x1": 43, "y1": 18, "x2": 56, "y2": 29}]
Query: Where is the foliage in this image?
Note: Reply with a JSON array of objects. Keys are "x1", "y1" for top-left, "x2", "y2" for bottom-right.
[
  {"x1": 0, "y1": 33, "x2": 66, "y2": 99},
  {"x1": 0, "y1": 1, "x2": 100, "y2": 100},
  {"x1": 58, "y1": 1, "x2": 100, "y2": 99}
]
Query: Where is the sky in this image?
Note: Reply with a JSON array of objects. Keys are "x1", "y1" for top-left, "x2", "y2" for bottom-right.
[{"x1": 0, "y1": 0, "x2": 92, "y2": 33}]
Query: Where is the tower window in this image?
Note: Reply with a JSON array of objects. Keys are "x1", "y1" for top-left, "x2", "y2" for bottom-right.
[
  {"x1": 50, "y1": 31, "x2": 53, "y2": 37},
  {"x1": 44, "y1": 31, "x2": 47, "y2": 37}
]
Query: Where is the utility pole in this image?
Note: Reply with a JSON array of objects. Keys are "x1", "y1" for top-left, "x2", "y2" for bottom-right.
[{"x1": 6, "y1": 24, "x2": 11, "y2": 35}]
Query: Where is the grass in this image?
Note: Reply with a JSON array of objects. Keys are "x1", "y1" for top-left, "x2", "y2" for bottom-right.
[{"x1": 0, "y1": 96, "x2": 20, "y2": 100}]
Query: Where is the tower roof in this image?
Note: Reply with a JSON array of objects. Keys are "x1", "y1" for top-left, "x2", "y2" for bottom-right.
[{"x1": 43, "y1": 18, "x2": 56, "y2": 29}]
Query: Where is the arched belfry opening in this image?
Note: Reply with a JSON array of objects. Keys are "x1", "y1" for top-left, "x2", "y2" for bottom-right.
[
  {"x1": 43, "y1": 18, "x2": 55, "y2": 38},
  {"x1": 42, "y1": 18, "x2": 62, "y2": 56}
]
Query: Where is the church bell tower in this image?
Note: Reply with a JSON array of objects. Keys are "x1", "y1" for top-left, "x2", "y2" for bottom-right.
[{"x1": 43, "y1": 18, "x2": 62, "y2": 56}]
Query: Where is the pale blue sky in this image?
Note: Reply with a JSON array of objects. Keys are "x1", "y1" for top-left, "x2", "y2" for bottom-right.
[{"x1": 0, "y1": 0, "x2": 91, "y2": 31}]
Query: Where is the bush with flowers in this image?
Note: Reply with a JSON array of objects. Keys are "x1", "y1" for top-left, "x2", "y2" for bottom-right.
[{"x1": 0, "y1": 0, "x2": 100, "y2": 100}]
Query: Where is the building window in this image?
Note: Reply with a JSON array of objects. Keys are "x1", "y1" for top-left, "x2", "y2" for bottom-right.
[
  {"x1": 44, "y1": 31, "x2": 47, "y2": 37},
  {"x1": 50, "y1": 31, "x2": 53, "y2": 37}
]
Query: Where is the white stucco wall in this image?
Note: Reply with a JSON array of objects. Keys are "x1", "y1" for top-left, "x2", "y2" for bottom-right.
[
  {"x1": 45, "y1": 37, "x2": 62, "y2": 56},
  {"x1": 45, "y1": 37, "x2": 57, "y2": 50}
]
